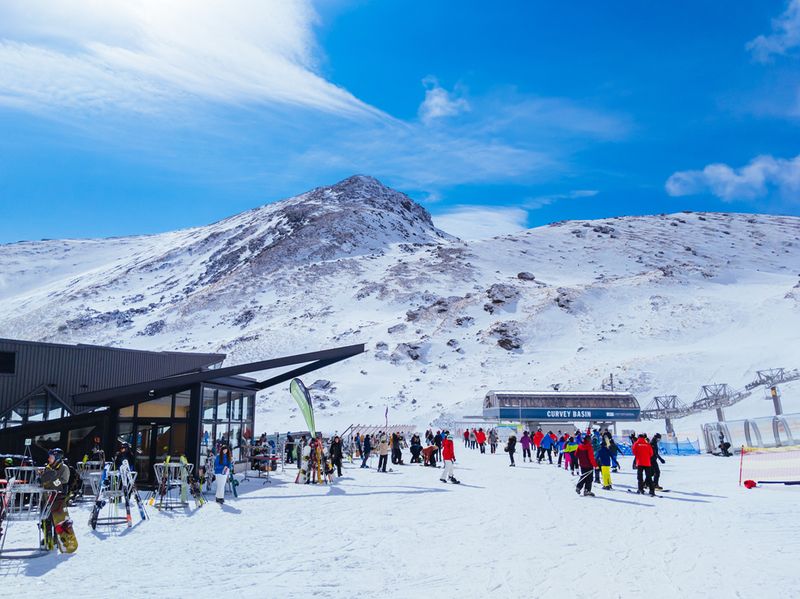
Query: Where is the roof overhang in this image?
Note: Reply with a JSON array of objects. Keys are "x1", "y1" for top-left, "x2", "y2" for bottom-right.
[{"x1": 73, "y1": 343, "x2": 365, "y2": 408}]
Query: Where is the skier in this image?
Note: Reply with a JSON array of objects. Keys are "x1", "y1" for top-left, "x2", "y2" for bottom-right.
[
  {"x1": 533, "y1": 428, "x2": 544, "y2": 461},
  {"x1": 608, "y1": 434, "x2": 620, "y2": 472},
  {"x1": 556, "y1": 433, "x2": 567, "y2": 467},
  {"x1": 632, "y1": 434, "x2": 656, "y2": 496},
  {"x1": 520, "y1": 431, "x2": 532, "y2": 462},
  {"x1": 650, "y1": 433, "x2": 666, "y2": 491},
  {"x1": 564, "y1": 436, "x2": 578, "y2": 474},
  {"x1": 539, "y1": 431, "x2": 554, "y2": 464},
  {"x1": 476, "y1": 428, "x2": 487, "y2": 454},
  {"x1": 574, "y1": 436, "x2": 597, "y2": 496},
  {"x1": 329, "y1": 435, "x2": 344, "y2": 477},
  {"x1": 463, "y1": 430, "x2": 470, "y2": 447},
  {"x1": 439, "y1": 432, "x2": 459, "y2": 483},
  {"x1": 214, "y1": 444, "x2": 232, "y2": 503},
  {"x1": 597, "y1": 432, "x2": 614, "y2": 490},
  {"x1": 488, "y1": 429, "x2": 498, "y2": 454},
  {"x1": 377, "y1": 434, "x2": 389, "y2": 472},
  {"x1": 469, "y1": 429, "x2": 477, "y2": 450},
  {"x1": 505, "y1": 434, "x2": 517, "y2": 466},
  {"x1": 114, "y1": 442, "x2": 136, "y2": 471},
  {"x1": 40, "y1": 448, "x2": 77, "y2": 552},
  {"x1": 391, "y1": 433, "x2": 403, "y2": 465},
  {"x1": 433, "y1": 431, "x2": 443, "y2": 462},
  {"x1": 355, "y1": 432, "x2": 362, "y2": 458},
  {"x1": 591, "y1": 429, "x2": 602, "y2": 483}
]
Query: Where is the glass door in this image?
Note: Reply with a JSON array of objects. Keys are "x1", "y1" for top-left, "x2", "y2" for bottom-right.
[{"x1": 136, "y1": 425, "x2": 153, "y2": 483}]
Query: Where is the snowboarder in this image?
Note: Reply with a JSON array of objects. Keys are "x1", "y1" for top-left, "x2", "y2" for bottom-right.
[
  {"x1": 440, "y1": 432, "x2": 459, "y2": 483},
  {"x1": 574, "y1": 436, "x2": 597, "y2": 496},
  {"x1": 505, "y1": 434, "x2": 517, "y2": 466},
  {"x1": 40, "y1": 448, "x2": 77, "y2": 553},
  {"x1": 214, "y1": 444, "x2": 232, "y2": 503},
  {"x1": 632, "y1": 434, "x2": 656, "y2": 496}
]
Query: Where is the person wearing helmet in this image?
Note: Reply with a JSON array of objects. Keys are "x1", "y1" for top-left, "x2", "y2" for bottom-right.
[
  {"x1": 114, "y1": 442, "x2": 136, "y2": 471},
  {"x1": 41, "y1": 448, "x2": 78, "y2": 552},
  {"x1": 439, "y1": 432, "x2": 460, "y2": 484}
]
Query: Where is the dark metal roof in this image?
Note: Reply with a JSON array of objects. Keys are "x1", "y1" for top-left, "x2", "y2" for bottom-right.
[
  {"x1": 0, "y1": 338, "x2": 225, "y2": 416},
  {"x1": 74, "y1": 343, "x2": 365, "y2": 407}
]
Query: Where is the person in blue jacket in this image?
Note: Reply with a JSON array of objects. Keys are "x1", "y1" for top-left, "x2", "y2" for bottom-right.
[
  {"x1": 597, "y1": 433, "x2": 614, "y2": 490},
  {"x1": 591, "y1": 430, "x2": 602, "y2": 483},
  {"x1": 538, "y1": 431, "x2": 555, "y2": 464},
  {"x1": 214, "y1": 444, "x2": 232, "y2": 504}
]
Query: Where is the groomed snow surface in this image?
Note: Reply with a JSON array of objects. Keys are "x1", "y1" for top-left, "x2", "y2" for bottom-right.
[{"x1": 3, "y1": 446, "x2": 797, "y2": 598}]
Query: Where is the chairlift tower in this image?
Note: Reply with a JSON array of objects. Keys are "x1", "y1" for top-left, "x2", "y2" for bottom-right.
[
  {"x1": 693, "y1": 384, "x2": 735, "y2": 422},
  {"x1": 642, "y1": 395, "x2": 689, "y2": 434}
]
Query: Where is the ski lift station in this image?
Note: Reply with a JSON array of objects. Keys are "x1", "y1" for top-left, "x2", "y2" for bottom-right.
[{"x1": 482, "y1": 390, "x2": 641, "y2": 431}]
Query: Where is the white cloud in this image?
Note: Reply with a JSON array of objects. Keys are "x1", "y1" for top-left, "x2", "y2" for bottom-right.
[
  {"x1": 665, "y1": 154, "x2": 800, "y2": 201},
  {"x1": 0, "y1": 0, "x2": 382, "y2": 118},
  {"x1": 747, "y1": 0, "x2": 800, "y2": 62},
  {"x1": 525, "y1": 189, "x2": 598, "y2": 210},
  {"x1": 432, "y1": 206, "x2": 528, "y2": 240},
  {"x1": 418, "y1": 77, "x2": 469, "y2": 125}
]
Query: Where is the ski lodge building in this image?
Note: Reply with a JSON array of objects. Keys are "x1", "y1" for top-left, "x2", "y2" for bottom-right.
[
  {"x1": 0, "y1": 338, "x2": 363, "y2": 485},
  {"x1": 482, "y1": 390, "x2": 641, "y2": 431}
]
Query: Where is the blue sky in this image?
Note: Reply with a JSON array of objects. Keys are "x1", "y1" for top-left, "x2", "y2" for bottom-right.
[{"x1": 1, "y1": 0, "x2": 799, "y2": 242}]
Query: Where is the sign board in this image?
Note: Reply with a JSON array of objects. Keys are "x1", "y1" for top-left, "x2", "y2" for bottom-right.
[{"x1": 483, "y1": 407, "x2": 641, "y2": 421}]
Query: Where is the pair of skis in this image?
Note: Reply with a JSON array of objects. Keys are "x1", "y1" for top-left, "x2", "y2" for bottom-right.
[
  {"x1": 179, "y1": 456, "x2": 205, "y2": 508},
  {"x1": 120, "y1": 460, "x2": 148, "y2": 522}
]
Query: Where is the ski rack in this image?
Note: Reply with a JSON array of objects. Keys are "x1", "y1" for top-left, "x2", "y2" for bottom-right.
[
  {"x1": 151, "y1": 461, "x2": 191, "y2": 510},
  {"x1": 2, "y1": 467, "x2": 40, "y2": 486},
  {"x1": 75, "y1": 461, "x2": 105, "y2": 502},
  {"x1": 242, "y1": 444, "x2": 272, "y2": 485},
  {"x1": 89, "y1": 467, "x2": 132, "y2": 528},
  {"x1": 0, "y1": 480, "x2": 58, "y2": 559}
]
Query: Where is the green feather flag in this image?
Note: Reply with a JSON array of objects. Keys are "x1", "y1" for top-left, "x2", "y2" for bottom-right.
[{"x1": 290, "y1": 378, "x2": 316, "y2": 436}]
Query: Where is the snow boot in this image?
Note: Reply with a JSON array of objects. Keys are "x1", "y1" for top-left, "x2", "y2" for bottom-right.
[
  {"x1": 575, "y1": 486, "x2": 581, "y2": 495},
  {"x1": 440, "y1": 478, "x2": 447, "y2": 483},
  {"x1": 449, "y1": 476, "x2": 460, "y2": 484},
  {"x1": 583, "y1": 490, "x2": 595, "y2": 497},
  {"x1": 602, "y1": 485, "x2": 612, "y2": 490}
]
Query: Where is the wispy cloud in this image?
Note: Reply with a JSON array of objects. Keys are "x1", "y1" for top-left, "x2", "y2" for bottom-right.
[
  {"x1": 432, "y1": 206, "x2": 529, "y2": 239},
  {"x1": 747, "y1": 0, "x2": 800, "y2": 62},
  {"x1": 0, "y1": 0, "x2": 382, "y2": 119},
  {"x1": 418, "y1": 77, "x2": 470, "y2": 125},
  {"x1": 524, "y1": 189, "x2": 599, "y2": 210},
  {"x1": 665, "y1": 154, "x2": 800, "y2": 201}
]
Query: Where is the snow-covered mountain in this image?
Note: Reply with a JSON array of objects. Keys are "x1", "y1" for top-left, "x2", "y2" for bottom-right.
[{"x1": 1, "y1": 175, "x2": 799, "y2": 436}]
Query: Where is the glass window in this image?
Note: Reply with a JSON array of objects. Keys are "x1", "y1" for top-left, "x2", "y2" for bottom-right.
[
  {"x1": 201, "y1": 422, "x2": 214, "y2": 452},
  {"x1": 155, "y1": 425, "x2": 171, "y2": 460},
  {"x1": 46, "y1": 395, "x2": 64, "y2": 421},
  {"x1": 67, "y1": 426, "x2": 97, "y2": 457},
  {"x1": 34, "y1": 432, "x2": 61, "y2": 455},
  {"x1": 27, "y1": 393, "x2": 48, "y2": 422},
  {"x1": 117, "y1": 422, "x2": 135, "y2": 447},
  {"x1": 229, "y1": 423, "x2": 241, "y2": 461},
  {"x1": 231, "y1": 392, "x2": 243, "y2": 421},
  {"x1": 137, "y1": 395, "x2": 173, "y2": 418},
  {"x1": 119, "y1": 404, "x2": 135, "y2": 418},
  {"x1": 216, "y1": 422, "x2": 230, "y2": 446},
  {"x1": 217, "y1": 391, "x2": 231, "y2": 421},
  {"x1": 0, "y1": 351, "x2": 15, "y2": 374},
  {"x1": 171, "y1": 423, "x2": 187, "y2": 458},
  {"x1": 203, "y1": 387, "x2": 216, "y2": 420},
  {"x1": 245, "y1": 395, "x2": 255, "y2": 422},
  {"x1": 174, "y1": 390, "x2": 191, "y2": 418}
]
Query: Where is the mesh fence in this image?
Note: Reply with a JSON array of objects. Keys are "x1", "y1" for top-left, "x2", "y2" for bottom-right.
[{"x1": 740, "y1": 445, "x2": 800, "y2": 485}]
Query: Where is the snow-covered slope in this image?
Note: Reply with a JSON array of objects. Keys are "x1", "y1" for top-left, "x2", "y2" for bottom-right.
[{"x1": 1, "y1": 175, "x2": 799, "y2": 435}]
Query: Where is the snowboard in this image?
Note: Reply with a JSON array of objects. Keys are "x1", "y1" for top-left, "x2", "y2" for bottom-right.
[{"x1": 51, "y1": 503, "x2": 78, "y2": 553}]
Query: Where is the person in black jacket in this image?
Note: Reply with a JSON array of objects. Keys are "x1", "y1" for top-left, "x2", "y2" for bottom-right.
[
  {"x1": 114, "y1": 442, "x2": 136, "y2": 471},
  {"x1": 506, "y1": 434, "x2": 517, "y2": 467},
  {"x1": 360, "y1": 434, "x2": 372, "y2": 468},
  {"x1": 329, "y1": 435, "x2": 343, "y2": 477},
  {"x1": 650, "y1": 433, "x2": 666, "y2": 490},
  {"x1": 285, "y1": 434, "x2": 295, "y2": 465},
  {"x1": 409, "y1": 434, "x2": 422, "y2": 463}
]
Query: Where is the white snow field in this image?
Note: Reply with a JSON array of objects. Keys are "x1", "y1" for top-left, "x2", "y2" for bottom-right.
[{"x1": 3, "y1": 447, "x2": 797, "y2": 598}]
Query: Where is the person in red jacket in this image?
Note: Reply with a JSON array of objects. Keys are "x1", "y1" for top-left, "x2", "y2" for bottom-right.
[
  {"x1": 476, "y1": 428, "x2": 487, "y2": 454},
  {"x1": 632, "y1": 434, "x2": 655, "y2": 496},
  {"x1": 439, "y1": 432, "x2": 460, "y2": 484},
  {"x1": 533, "y1": 428, "x2": 545, "y2": 462},
  {"x1": 574, "y1": 436, "x2": 597, "y2": 496},
  {"x1": 463, "y1": 429, "x2": 469, "y2": 447}
]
